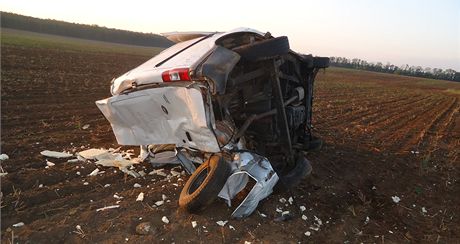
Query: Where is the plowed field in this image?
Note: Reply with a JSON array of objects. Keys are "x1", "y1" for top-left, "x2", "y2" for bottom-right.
[{"x1": 1, "y1": 35, "x2": 459, "y2": 243}]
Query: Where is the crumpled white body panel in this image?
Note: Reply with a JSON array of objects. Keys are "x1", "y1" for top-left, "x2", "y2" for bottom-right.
[
  {"x1": 218, "y1": 152, "x2": 279, "y2": 218},
  {"x1": 96, "y1": 87, "x2": 220, "y2": 152}
]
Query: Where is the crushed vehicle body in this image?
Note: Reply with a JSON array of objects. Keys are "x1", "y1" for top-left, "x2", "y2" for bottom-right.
[{"x1": 97, "y1": 27, "x2": 329, "y2": 218}]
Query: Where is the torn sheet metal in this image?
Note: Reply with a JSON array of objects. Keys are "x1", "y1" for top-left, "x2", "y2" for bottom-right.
[
  {"x1": 218, "y1": 152, "x2": 279, "y2": 219},
  {"x1": 96, "y1": 87, "x2": 220, "y2": 152}
]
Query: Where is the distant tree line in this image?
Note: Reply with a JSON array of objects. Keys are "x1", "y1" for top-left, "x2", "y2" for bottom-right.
[
  {"x1": 330, "y1": 57, "x2": 460, "y2": 82},
  {"x1": 1, "y1": 12, "x2": 173, "y2": 48}
]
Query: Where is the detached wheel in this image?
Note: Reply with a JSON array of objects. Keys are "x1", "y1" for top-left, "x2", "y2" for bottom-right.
[
  {"x1": 179, "y1": 155, "x2": 231, "y2": 212},
  {"x1": 233, "y1": 36, "x2": 290, "y2": 61}
]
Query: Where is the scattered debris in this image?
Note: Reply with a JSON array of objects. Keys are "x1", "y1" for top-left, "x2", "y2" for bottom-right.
[
  {"x1": 372, "y1": 186, "x2": 377, "y2": 190},
  {"x1": 279, "y1": 198, "x2": 287, "y2": 204},
  {"x1": 96, "y1": 205, "x2": 120, "y2": 212},
  {"x1": 302, "y1": 215, "x2": 308, "y2": 220},
  {"x1": 191, "y1": 221, "x2": 197, "y2": 228},
  {"x1": 304, "y1": 231, "x2": 311, "y2": 236},
  {"x1": 40, "y1": 150, "x2": 73, "y2": 158},
  {"x1": 73, "y1": 225, "x2": 86, "y2": 237},
  {"x1": 288, "y1": 197, "x2": 294, "y2": 205},
  {"x1": 216, "y1": 220, "x2": 228, "y2": 227},
  {"x1": 136, "y1": 222, "x2": 154, "y2": 235},
  {"x1": 161, "y1": 216, "x2": 169, "y2": 224},
  {"x1": 78, "y1": 148, "x2": 109, "y2": 160},
  {"x1": 392, "y1": 196, "x2": 401, "y2": 203},
  {"x1": 154, "y1": 200, "x2": 164, "y2": 206},
  {"x1": 422, "y1": 207, "x2": 427, "y2": 214},
  {"x1": 276, "y1": 208, "x2": 283, "y2": 213},
  {"x1": 133, "y1": 183, "x2": 142, "y2": 188},
  {"x1": 82, "y1": 124, "x2": 90, "y2": 130},
  {"x1": 258, "y1": 211, "x2": 267, "y2": 218},
  {"x1": 39, "y1": 184, "x2": 43, "y2": 188},
  {"x1": 13, "y1": 222, "x2": 25, "y2": 227},
  {"x1": 136, "y1": 192, "x2": 144, "y2": 202},
  {"x1": 67, "y1": 159, "x2": 80, "y2": 163},
  {"x1": 104, "y1": 184, "x2": 111, "y2": 188},
  {"x1": 83, "y1": 182, "x2": 89, "y2": 185},
  {"x1": 229, "y1": 225, "x2": 235, "y2": 230},
  {"x1": 46, "y1": 160, "x2": 55, "y2": 167},
  {"x1": 274, "y1": 211, "x2": 293, "y2": 222},
  {"x1": 300, "y1": 206, "x2": 306, "y2": 212},
  {"x1": 88, "y1": 168, "x2": 100, "y2": 176},
  {"x1": 149, "y1": 169, "x2": 168, "y2": 177},
  {"x1": 162, "y1": 194, "x2": 168, "y2": 201},
  {"x1": 113, "y1": 194, "x2": 123, "y2": 200},
  {"x1": 364, "y1": 216, "x2": 370, "y2": 224},
  {"x1": 0, "y1": 154, "x2": 9, "y2": 161}
]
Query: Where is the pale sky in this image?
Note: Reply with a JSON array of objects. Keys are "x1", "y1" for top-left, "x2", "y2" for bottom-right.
[{"x1": 1, "y1": 0, "x2": 459, "y2": 70}]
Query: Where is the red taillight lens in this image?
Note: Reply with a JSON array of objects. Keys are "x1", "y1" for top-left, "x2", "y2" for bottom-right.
[{"x1": 161, "y1": 68, "x2": 191, "y2": 82}]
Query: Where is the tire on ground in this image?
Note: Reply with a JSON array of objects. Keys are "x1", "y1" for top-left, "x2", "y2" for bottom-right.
[
  {"x1": 233, "y1": 36, "x2": 290, "y2": 61},
  {"x1": 273, "y1": 156, "x2": 312, "y2": 192},
  {"x1": 179, "y1": 155, "x2": 231, "y2": 212}
]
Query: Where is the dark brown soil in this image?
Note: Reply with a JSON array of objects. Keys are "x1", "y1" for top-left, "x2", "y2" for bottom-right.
[{"x1": 1, "y1": 45, "x2": 459, "y2": 243}]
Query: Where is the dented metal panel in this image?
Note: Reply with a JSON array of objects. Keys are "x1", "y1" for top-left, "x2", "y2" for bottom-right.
[
  {"x1": 96, "y1": 87, "x2": 220, "y2": 152},
  {"x1": 218, "y1": 152, "x2": 279, "y2": 218}
]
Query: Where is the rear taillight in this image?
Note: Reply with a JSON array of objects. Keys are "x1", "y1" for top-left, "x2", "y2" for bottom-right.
[{"x1": 161, "y1": 68, "x2": 191, "y2": 82}]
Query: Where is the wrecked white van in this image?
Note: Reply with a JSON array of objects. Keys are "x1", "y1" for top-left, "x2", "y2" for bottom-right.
[{"x1": 97, "y1": 28, "x2": 329, "y2": 218}]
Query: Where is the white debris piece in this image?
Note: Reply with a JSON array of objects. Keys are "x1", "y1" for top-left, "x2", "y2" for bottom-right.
[
  {"x1": 154, "y1": 200, "x2": 164, "y2": 206},
  {"x1": 104, "y1": 184, "x2": 111, "y2": 188},
  {"x1": 96, "y1": 205, "x2": 120, "y2": 212},
  {"x1": 302, "y1": 215, "x2": 308, "y2": 220},
  {"x1": 82, "y1": 124, "x2": 90, "y2": 130},
  {"x1": 364, "y1": 216, "x2": 370, "y2": 224},
  {"x1": 161, "y1": 216, "x2": 169, "y2": 224},
  {"x1": 13, "y1": 222, "x2": 25, "y2": 227},
  {"x1": 304, "y1": 231, "x2": 311, "y2": 236},
  {"x1": 88, "y1": 168, "x2": 100, "y2": 176},
  {"x1": 309, "y1": 226, "x2": 319, "y2": 231},
  {"x1": 78, "y1": 148, "x2": 109, "y2": 160},
  {"x1": 276, "y1": 208, "x2": 283, "y2": 213},
  {"x1": 83, "y1": 182, "x2": 89, "y2": 185},
  {"x1": 392, "y1": 196, "x2": 401, "y2": 203},
  {"x1": 282, "y1": 211, "x2": 290, "y2": 216},
  {"x1": 113, "y1": 194, "x2": 123, "y2": 199},
  {"x1": 279, "y1": 198, "x2": 287, "y2": 204},
  {"x1": 258, "y1": 212, "x2": 267, "y2": 218},
  {"x1": 288, "y1": 197, "x2": 294, "y2": 205},
  {"x1": 422, "y1": 207, "x2": 427, "y2": 213},
  {"x1": 40, "y1": 150, "x2": 73, "y2": 158},
  {"x1": 39, "y1": 184, "x2": 43, "y2": 188},
  {"x1": 76, "y1": 171, "x2": 81, "y2": 176},
  {"x1": 372, "y1": 186, "x2": 377, "y2": 190},
  {"x1": 136, "y1": 192, "x2": 144, "y2": 202},
  {"x1": 67, "y1": 159, "x2": 80, "y2": 163},
  {"x1": 191, "y1": 221, "x2": 197, "y2": 228},
  {"x1": 229, "y1": 225, "x2": 235, "y2": 230},
  {"x1": 300, "y1": 206, "x2": 306, "y2": 212},
  {"x1": 0, "y1": 154, "x2": 9, "y2": 160},
  {"x1": 46, "y1": 160, "x2": 55, "y2": 167},
  {"x1": 0, "y1": 172, "x2": 8, "y2": 177},
  {"x1": 216, "y1": 220, "x2": 228, "y2": 227},
  {"x1": 162, "y1": 194, "x2": 168, "y2": 201},
  {"x1": 314, "y1": 215, "x2": 323, "y2": 226},
  {"x1": 149, "y1": 169, "x2": 168, "y2": 177},
  {"x1": 244, "y1": 241, "x2": 252, "y2": 244},
  {"x1": 133, "y1": 183, "x2": 142, "y2": 188}
]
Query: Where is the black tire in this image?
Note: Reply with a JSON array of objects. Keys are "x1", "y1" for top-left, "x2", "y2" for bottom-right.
[
  {"x1": 233, "y1": 36, "x2": 290, "y2": 61},
  {"x1": 179, "y1": 155, "x2": 231, "y2": 212},
  {"x1": 313, "y1": 57, "x2": 330, "y2": 68},
  {"x1": 273, "y1": 156, "x2": 312, "y2": 192},
  {"x1": 307, "y1": 136, "x2": 323, "y2": 151}
]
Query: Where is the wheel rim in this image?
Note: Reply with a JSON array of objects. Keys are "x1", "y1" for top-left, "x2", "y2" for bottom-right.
[{"x1": 188, "y1": 168, "x2": 208, "y2": 194}]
